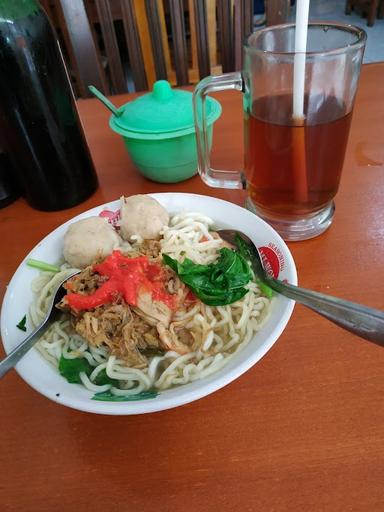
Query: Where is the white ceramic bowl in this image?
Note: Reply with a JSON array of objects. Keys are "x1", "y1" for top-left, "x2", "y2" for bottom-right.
[{"x1": 0, "y1": 193, "x2": 297, "y2": 415}]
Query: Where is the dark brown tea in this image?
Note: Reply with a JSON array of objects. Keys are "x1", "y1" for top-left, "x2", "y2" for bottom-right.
[{"x1": 244, "y1": 94, "x2": 352, "y2": 216}]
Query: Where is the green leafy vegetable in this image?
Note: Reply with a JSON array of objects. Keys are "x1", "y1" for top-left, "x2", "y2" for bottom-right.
[
  {"x1": 58, "y1": 355, "x2": 93, "y2": 384},
  {"x1": 58, "y1": 356, "x2": 122, "y2": 389},
  {"x1": 233, "y1": 233, "x2": 252, "y2": 261},
  {"x1": 93, "y1": 368, "x2": 119, "y2": 386},
  {"x1": 92, "y1": 390, "x2": 159, "y2": 401},
  {"x1": 59, "y1": 356, "x2": 158, "y2": 400},
  {"x1": 233, "y1": 234, "x2": 274, "y2": 299},
  {"x1": 26, "y1": 258, "x2": 60, "y2": 273},
  {"x1": 16, "y1": 314, "x2": 27, "y2": 332},
  {"x1": 257, "y1": 280, "x2": 273, "y2": 299},
  {"x1": 163, "y1": 247, "x2": 252, "y2": 306}
]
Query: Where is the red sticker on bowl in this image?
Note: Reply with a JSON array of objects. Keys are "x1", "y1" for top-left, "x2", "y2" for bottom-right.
[
  {"x1": 259, "y1": 244, "x2": 286, "y2": 278},
  {"x1": 99, "y1": 209, "x2": 121, "y2": 227}
]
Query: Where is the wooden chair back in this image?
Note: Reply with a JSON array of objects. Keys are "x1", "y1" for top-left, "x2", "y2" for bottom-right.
[
  {"x1": 345, "y1": 0, "x2": 384, "y2": 26},
  {"x1": 40, "y1": 0, "x2": 254, "y2": 97}
]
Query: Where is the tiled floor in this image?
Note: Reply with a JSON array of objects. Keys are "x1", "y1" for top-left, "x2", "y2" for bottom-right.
[{"x1": 290, "y1": 0, "x2": 384, "y2": 62}]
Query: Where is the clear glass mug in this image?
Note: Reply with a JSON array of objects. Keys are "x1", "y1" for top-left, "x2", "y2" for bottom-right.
[{"x1": 193, "y1": 23, "x2": 366, "y2": 241}]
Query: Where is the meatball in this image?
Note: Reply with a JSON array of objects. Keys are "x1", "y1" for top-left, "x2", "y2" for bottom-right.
[
  {"x1": 119, "y1": 195, "x2": 169, "y2": 241},
  {"x1": 63, "y1": 216, "x2": 121, "y2": 268}
]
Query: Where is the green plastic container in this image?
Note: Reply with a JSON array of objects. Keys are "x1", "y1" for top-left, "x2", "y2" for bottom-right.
[
  {"x1": 90, "y1": 81, "x2": 221, "y2": 183},
  {"x1": 118, "y1": 129, "x2": 215, "y2": 183}
]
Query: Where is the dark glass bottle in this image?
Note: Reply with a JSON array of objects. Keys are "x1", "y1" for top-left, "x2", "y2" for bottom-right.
[
  {"x1": 0, "y1": 1, "x2": 98, "y2": 211},
  {"x1": 0, "y1": 145, "x2": 20, "y2": 208}
]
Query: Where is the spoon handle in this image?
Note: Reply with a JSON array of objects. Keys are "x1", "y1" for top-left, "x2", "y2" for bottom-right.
[
  {"x1": 88, "y1": 85, "x2": 122, "y2": 117},
  {"x1": 268, "y1": 278, "x2": 384, "y2": 345},
  {"x1": 0, "y1": 320, "x2": 51, "y2": 379}
]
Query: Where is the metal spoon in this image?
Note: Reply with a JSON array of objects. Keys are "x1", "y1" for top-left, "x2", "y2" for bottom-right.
[
  {"x1": 0, "y1": 270, "x2": 80, "y2": 379},
  {"x1": 218, "y1": 229, "x2": 384, "y2": 346}
]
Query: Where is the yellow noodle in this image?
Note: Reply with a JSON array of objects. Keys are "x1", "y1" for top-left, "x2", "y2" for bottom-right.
[{"x1": 30, "y1": 212, "x2": 271, "y2": 394}]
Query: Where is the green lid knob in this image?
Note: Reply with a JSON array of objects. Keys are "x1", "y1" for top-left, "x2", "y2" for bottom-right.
[{"x1": 152, "y1": 80, "x2": 173, "y2": 102}]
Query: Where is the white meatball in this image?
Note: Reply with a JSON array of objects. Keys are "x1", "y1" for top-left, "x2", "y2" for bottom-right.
[
  {"x1": 119, "y1": 195, "x2": 169, "y2": 240},
  {"x1": 63, "y1": 216, "x2": 121, "y2": 268}
]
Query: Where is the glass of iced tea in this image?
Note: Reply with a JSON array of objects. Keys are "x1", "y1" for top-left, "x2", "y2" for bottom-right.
[{"x1": 193, "y1": 23, "x2": 366, "y2": 240}]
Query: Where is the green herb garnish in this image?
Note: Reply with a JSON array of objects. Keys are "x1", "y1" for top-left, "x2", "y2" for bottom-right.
[
  {"x1": 58, "y1": 355, "x2": 93, "y2": 384},
  {"x1": 16, "y1": 314, "x2": 27, "y2": 332},
  {"x1": 257, "y1": 280, "x2": 273, "y2": 299},
  {"x1": 232, "y1": 234, "x2": 274, "y2": 299},
  {"x1": 92, "y1": 390, "x2": 158, "y2": 401},
  {"x1": 163, "y1": 247, "x2": 252, "y2": 306},
  {"x1": 26, "y1": 258, "x2": 60, "y2": 273},
  {"x1": 233, "y1": 233, "x2": 252, "y2": 261},
  {"x1": 93, "y1": 368, "x2": 119, "y2": 386},
  {"x1": 58, "y1": 356, "x2": 121, "y2": 388}
]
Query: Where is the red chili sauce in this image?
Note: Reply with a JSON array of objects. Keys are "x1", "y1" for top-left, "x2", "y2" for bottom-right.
[{"x1": 65, "y1": 250, "x2": 177, "y2": 311}]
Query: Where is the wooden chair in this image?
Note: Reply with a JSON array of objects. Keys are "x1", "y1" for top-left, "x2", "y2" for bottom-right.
[
  {"x1": 380, "y1": 0, "x2": 384, "y2": 18},
  {"x1": 345, "y1": 0, "x2": 381, "y2": 26},
  {"x1": 40, "y1": 0, "x2": 254, "y2": 98},
  {"x1": 265, "y1": 0, "x2": 291, "y2": 26}
]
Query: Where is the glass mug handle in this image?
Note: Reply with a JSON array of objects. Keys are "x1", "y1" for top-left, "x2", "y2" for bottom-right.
[{"x1": 193, "y1": 72, "x2": 246, "y2": 189}]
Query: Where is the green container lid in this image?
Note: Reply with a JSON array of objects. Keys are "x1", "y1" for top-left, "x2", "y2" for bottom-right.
[{"x1": 109, "y1": 80, "x2": 221, "y2": 140}]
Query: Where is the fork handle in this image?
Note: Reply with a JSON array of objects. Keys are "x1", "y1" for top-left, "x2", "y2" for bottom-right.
[
  {"x1": 267, "y1": 278, "x2": 384, "y2": 345},
  {"x1": 0, "y1": 320, "x2": 50, "y2": 379}
]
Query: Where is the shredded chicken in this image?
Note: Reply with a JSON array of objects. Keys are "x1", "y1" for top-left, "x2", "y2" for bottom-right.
[
  {"x1": 139, "y1": 239, "x2": 162, "y2": 258},
  {"x1": 157, "y1": 321, "x2": 195, "y2": 354},
  {"x1": 134, "y1": 289, "x2": 172, "y2": 327},
  {"x1": 65, "y1": 267, "x2": 104, "y2": 295},
  {"x1": 162, "y1": 266, "x2": 182, "y2": 295},
  {"x1": 124, "y1": 239, "x2": 162, "y2": 259},
  {"x1": 72, "y1": 304, "x2": 163, "y2": 368},
  {"x1": 61, "y1": 245, "x2": 198, "y2": 367}
]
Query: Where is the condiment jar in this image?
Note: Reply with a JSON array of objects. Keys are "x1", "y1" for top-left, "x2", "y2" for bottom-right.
[{"x1": 90, "y1": 80, "x2": 221, "y2": 183}]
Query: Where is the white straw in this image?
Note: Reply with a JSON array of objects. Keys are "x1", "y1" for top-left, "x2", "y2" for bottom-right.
[{"x1": 293, "y1": 0, "x2": 310, "y2": 120}]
